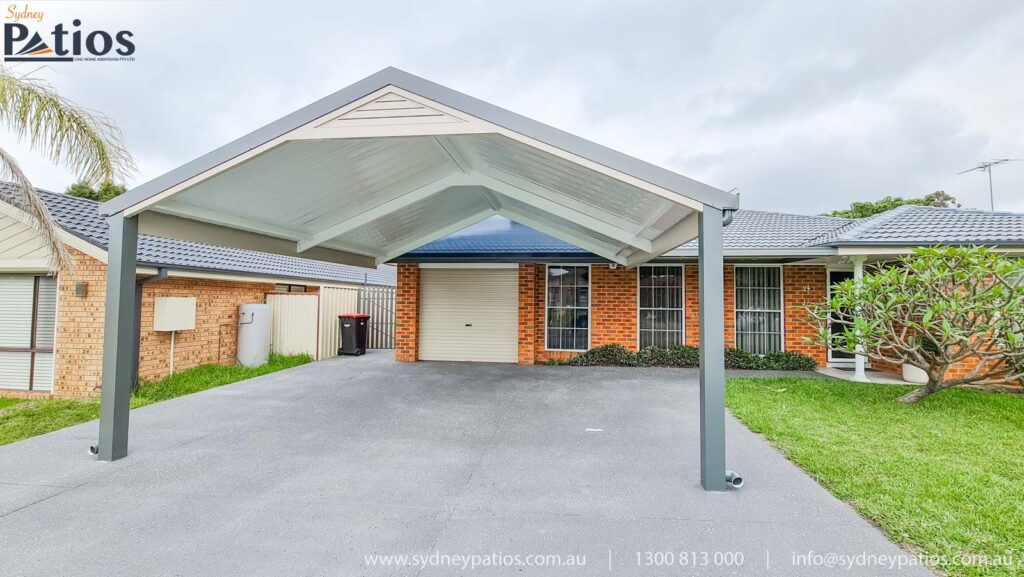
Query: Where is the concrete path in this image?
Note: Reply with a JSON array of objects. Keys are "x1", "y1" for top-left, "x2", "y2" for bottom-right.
[{"x1": 0, "y1": 352, "x2": 931, "y2": 576}]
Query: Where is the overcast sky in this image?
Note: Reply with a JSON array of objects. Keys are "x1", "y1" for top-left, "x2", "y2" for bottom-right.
[{"x1": 5, "y1": 0, "x2": 1023, "y2": 215}]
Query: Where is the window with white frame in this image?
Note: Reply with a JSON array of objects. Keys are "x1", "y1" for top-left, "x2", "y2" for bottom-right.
[
  {"x1": 638, "y1": 265, "x2": 684, "y2": 348},
  {"x1": 734, "y1": 266, "x2": 783, "y2": 354},
  {"x1": 546, "y1": 265, "x2": 589, "y2": 351}
]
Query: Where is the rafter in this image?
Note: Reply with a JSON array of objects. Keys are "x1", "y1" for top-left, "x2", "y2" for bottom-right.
[
  {"x1": 377, "y1": 208, "x2": 496, "y2": 264},
  {"x1": 296, "y1": 173, "x2": 471, "y2": 252},
  {"x1": 473, "y1": 173, "x2": 652, "y2": 252},
  {"x1": 499, "y1": 206, "x2": 629, "y2": 265}
]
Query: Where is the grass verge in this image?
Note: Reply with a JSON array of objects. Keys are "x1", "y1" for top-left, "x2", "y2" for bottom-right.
[
  {"x1": 0, "y1": 398, "x2": 25, "y2": 411},
  {"x1": 726, "y1": 377, "x2": 1023, "y2": 577},
  {"x1": 0, "y1": 354, "x2": 311, "y2": 447}
]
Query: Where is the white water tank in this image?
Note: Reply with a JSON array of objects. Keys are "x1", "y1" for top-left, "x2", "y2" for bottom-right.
[{"x1": 237, "y1": 304, "x2": 271, "y2": 367}]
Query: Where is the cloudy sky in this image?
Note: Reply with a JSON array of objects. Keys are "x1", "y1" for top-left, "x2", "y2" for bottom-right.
[{"x1": 5, "y1": 0, "x2": 1023, "y2": 215}]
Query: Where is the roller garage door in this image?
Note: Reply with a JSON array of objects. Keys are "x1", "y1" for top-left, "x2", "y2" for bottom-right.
[{"x1": 418, "y1": 267, "x2": 518, "y2": 362}]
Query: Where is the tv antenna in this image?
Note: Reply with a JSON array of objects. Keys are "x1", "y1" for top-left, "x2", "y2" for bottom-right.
[{"x1": 958, "y1": 158, "x2": 1018, "y2": 211}]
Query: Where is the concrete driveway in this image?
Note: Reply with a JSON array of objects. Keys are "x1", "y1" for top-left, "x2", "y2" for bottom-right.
[{"x1": 1, "y1": 352, "x2": 930, "y2": 576}]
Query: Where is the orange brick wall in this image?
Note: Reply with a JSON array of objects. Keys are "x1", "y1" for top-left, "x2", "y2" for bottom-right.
[
  {"x1": 396, "y1": 262, "x2": 836, "y2": 367},
  {"x1": 591, "y1": 265, "x2": 638, "y2": 349},
  {"x1": 517, "y1": 265, "x2": 537, "y2": 364},
  {"x1": 393, "y1": 261, "x2": 1005, "y2": 379},
  {"x1": 38, "y1": 248, "x2": 278, "y2": 399},
  {"x1": 136, "y1": 277, "x2": 274, "y2": 382},
  {"x1": 682, "y1": 264, "x2": 736, "y2": 348},
  {"x1": 394, "y1": 264, "x2": 419, "y2": 362},
  {"x1": 783, "y1": 266, "x2": 828, "y2": 366},
  {"x1": 53, "y1": 248, "x2": 109, "y2": 397}
]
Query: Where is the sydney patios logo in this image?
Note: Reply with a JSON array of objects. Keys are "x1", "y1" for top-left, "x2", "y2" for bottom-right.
[{"x1": 4, "y1": 4, "x2": 135, "y2": 62}]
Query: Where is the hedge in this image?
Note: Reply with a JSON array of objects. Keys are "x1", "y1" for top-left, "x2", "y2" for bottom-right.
[{"x1": 548, "y1": 344, "x2": 817, "y2": 371}]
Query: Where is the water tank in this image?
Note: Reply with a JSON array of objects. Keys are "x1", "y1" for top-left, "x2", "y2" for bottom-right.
[{"x1": 237, "y1": 304, "x2": 271, "y2": 367}]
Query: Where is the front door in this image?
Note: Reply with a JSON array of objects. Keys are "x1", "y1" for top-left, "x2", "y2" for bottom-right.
[{"x1": 827, "y1": 270, "x2": 856, "y2": 365}]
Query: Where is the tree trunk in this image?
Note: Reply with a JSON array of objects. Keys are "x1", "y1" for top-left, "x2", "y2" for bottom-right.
[
  {"x1": 897, "y1": 367, "x2": 948, "y2": 403},
  {"x1": 896, "y1": 386, "x2": 935, "y2": 403}
]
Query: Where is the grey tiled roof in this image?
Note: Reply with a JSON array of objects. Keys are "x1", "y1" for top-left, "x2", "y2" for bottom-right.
[
  {"x1": 411, "y1": 212, "x2": 853, "y2": 258},
  {"x1": 0, "y1": 183, "x2": 396, "y2": 286},
  {"x1": 408, "y1": 204, "x2": 1024, "y2": 260},
  {"x1": 666, "y1": 210, "x2": 853, "y2": 255},
  {"x1": 812, "y1": 205, "x2": 1024, "y2": 246}
]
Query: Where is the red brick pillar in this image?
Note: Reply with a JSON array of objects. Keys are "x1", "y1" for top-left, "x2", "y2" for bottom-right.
[
  {"x1": 685, "y1": 264, "x2": 736, "y2": 347},
  {"x1": 395, "y1": 264, "x2": 419, "y2": 362},
  {"x1": 685, "y1": 265, "x2": 700, "y2": 346},
  {"x1": 783, "y1": 266, "x2": 827, "y2": 366},
  {"x1": 518, "y1": 264, "x2": 537, "y2": 364},
  {"x1": 590, "y1": 264, "x2": 638, "y2": 350}
]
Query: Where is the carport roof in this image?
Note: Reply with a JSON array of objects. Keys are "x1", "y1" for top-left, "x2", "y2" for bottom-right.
[{"x1": 100, "y1": 67, "x2": 738, "y2": 267}]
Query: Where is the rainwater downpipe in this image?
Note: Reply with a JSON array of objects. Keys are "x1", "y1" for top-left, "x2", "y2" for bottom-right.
[{"x1": 132, "y1": 267, "x2": 169, "y2": 392}]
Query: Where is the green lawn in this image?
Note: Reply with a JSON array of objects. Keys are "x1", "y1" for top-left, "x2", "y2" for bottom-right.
[
  {"x1": 0, "y1": 398, "x2": 25, "y2": 411},
  {"x1": 0, "y1": 354, "x2": 311, "y2": 447},
  {"x1": 727, "y1": 377, "x2": 1024, "y2": 577}
]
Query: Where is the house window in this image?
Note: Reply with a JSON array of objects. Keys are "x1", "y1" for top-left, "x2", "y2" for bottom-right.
[
  {"x1": 638, "y1": 265, "x2": 684, "y2": 348},
  {"x1": 274, "y1": 284, "x2": 307, "y2": 293},
  {"x1": 734, "y1": 266, "x2": 783, "y2": 354},
  {"x1": 546, "y1": 265, "x2": 589, "y2": 351},
  {"x1": 0, "y1": 275, "x2": 57, "y2": 391}
]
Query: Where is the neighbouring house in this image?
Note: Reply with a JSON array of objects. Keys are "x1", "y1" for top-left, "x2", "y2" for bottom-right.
[
  {"x1": 392, "y1": 206, "x2": 1024, "y2": 380},
  {"x1": 0, "y1": 184, "x2": 396, "y2": 398}
]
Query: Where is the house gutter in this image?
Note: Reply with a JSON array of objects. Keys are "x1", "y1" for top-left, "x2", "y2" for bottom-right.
[{"x1": 132, "y1": 267, "x2": 169, "y2": 390}]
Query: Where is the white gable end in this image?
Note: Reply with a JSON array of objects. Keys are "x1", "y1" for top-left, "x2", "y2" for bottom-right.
[{"x1": 321, "y1": 91, "x2": 466, "y2": 128}]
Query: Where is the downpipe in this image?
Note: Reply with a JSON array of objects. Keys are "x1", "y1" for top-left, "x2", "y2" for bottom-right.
[{"x1": 725, "y1": 469, "x2": 744, "y2": 489}]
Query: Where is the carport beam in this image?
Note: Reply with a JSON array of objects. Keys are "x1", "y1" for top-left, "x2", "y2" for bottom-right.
[
  {"x1": 97, "y1": 212, "x2": 138, "y2": 461},
  {"x1": 698, "y1": 206, "x2": 727, "y2": 491}
]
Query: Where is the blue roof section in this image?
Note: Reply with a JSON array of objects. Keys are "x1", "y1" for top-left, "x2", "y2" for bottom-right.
[
  {"x1": 0, "y1": 183, "x2": 396, "y2": 286},
  {"x1": 412, "y1": 217, "x2": 586, "y2": 255}
]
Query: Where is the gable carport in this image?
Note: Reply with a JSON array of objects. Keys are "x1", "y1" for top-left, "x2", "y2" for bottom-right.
[{"x1": 95, "y1": 68, "x2": 739, "y2": 490}]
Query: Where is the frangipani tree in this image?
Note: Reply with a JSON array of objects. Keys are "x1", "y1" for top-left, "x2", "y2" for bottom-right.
[
  {"x1": 0, "y1": 65, "x2": 135, "y2": 269},
  {"x1": 809, "y1": 246, "x2": 1024, "y2": 403}
]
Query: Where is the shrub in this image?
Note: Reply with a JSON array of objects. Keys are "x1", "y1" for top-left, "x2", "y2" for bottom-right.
[
  {"x1": 758, "y1": 351, "x2": 818, "y2": 371},
  {"x1": 566, "y1": 344, "x2": 637, "y2": 366},
  {"x1": 556, "y1": 344, "x2": 817, "y2": 371},
  {"x1": 724, "y1": 347, "x2": 758, "y2": 369},
  {"x1": 635, "y1": 345, "x2": 700, "y2": 368}
]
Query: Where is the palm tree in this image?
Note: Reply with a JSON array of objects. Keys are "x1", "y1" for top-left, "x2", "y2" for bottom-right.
[{"x1": 0, "y1": 65, "x2": 135, "y2": 269}]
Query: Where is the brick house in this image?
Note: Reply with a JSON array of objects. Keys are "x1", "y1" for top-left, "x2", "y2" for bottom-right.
[
  {"x1": 392, "y1": 207, "x2": 1024, "y2": 379},
  {"x1": 0, "y1": 185, "x2": 396, "y2": 399}
]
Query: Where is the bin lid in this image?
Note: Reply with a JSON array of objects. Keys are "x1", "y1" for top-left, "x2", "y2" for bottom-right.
[{"x1": 339, "y1": 313, "x2": 370, "y2": 319}]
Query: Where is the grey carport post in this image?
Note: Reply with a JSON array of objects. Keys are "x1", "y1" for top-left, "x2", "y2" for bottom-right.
[
  {"x1": 96, "y1": 213, "x2": 138, "y2": 461},
  {"x1": 698, "y1": 206, "x2": 726, "y2": 491}
]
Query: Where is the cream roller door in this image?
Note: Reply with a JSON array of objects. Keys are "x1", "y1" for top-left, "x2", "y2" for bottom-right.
[{"x1": 418, "y1": 268, "x2": 518, "y2": 363}]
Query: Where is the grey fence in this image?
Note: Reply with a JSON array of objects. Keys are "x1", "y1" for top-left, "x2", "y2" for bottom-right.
[{"x1": 358, "y1": 285, "x2": 396, "y2": 349}]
